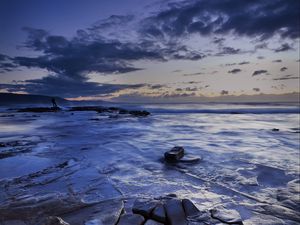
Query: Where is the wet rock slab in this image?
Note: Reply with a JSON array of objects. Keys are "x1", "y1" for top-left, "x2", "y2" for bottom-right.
[
  {"x1": 182, "y1": 199, "x2": 201, "y2": 217},
  {"x1": 151, "y1": 203, "x2": 166, "y2": 223},
  {"x1": 44, "y1": 216, "x2": 70, "y2": 225},
  {"x1": 62, "y1": 200, "x2": 124, "y2": 225},
  {"x1": 144, "y1": 219, "x2": 163, "y2": 225},
  {"x1": 132, "y1": 199, "x2": 157, "y2": 217},
  {"x1": 164, "y1": 199, "x2": 187, "y2": 225},
  {"x1": 210, "y1": 207, "x2": 243, "y2": 224},
  {"x1": 117, "y1": 213, "x2": 144, "y2": 225}
]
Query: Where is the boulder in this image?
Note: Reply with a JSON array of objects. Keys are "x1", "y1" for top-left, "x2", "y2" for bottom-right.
[
  {"x1": 164, "y1": 146, "x2": 185, "y2": 162},
  {"x1": 210, "y1": 208, "x2": 243, "y2": 224},
  {"x1": 18, "y1": 107, "x2": 61, "y2": 113},
  {"x1": 151, "y1": 203, "x2": 166, "y2": 223},
  {"x1": 144, "y1": 219, "x2": 164, "y2": 225},
  {"x1": 272, "y1": 128, "x2": 280, "y2": 132},
  {"x1": 44, "y1": 216, "x2": 70, "y2": 225},
  {"x1": 129, "y1": 110, "x2": 150, "y2": 117},
  {"x1": 132, "y1": 199, "x2": 157, "y2": 218},
  {"x1": 164, "y1": 199, "x2": 187, "y2": 225},
  {"x1": 182, "y1": 199, "x2": 201, "y2": 217},
  {"x1": 117, "y1": 214, "x2": 144, "y2": 225}
]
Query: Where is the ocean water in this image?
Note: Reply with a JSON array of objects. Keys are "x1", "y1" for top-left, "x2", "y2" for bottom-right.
[{"x1": 0, "y1": 102, "x2": 299, "y2": 224}]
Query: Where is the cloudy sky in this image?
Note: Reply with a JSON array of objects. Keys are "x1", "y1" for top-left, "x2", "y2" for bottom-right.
[{"x1": 0, "y1": 0, "x2": 299, "y2": 101}]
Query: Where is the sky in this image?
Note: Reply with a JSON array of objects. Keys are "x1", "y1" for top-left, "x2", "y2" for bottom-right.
[{"x1": 0, "y1": 0, "x2": 299, "y2": 102}]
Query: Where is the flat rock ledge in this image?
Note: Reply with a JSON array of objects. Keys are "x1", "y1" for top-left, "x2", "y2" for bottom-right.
[
  {"x1": 121, "y1": 196, "x2": 244, "y2": 225},
  {"x1": 15, "y1": 106, "x2": 150, "y2": 117},
  {"x1": 0, "y1": 195, "x2": 243, "y2": 225}
]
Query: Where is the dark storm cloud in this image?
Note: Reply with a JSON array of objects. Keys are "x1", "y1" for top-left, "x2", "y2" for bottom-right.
[
  {"x1": 215, "y1": 47, "x2": 240, "y2": 56},
  {"x1": 252, "y1": 70, "x2": 268, "y2": 76},
  {"x1": 149, "y1": 84, "x2": 166, "y2": 89},
  {"x1": 0, "y1": 76, "x2": 145, "y2": 98},
  {"x1": 0, "y1": 25, "x2": 205, "y2": 97},
  {"x1": 272, "y1": 59, "x2": 282, "y2": 63},
  {"x1": 141, "y1": 0, "x2": 300, "y2": 40},
  {"x1": 224, "y1": 63, "x2": 236, "y2": 67},
  {"x1": 183, "y1": 72, "x2": 205, "y2": 76},
  {"x1": 273, "y1": 75, "x2": 299, "y2": 81},
  {"x1": 274, "y1": 43, "x2": 294, "y2": 52},
  {"x1": 220, "y1": 90, "x2": 229, "y2": 95},
  {"x1": 90, "y1": 15, "x2": 135, "y2": 30},
  {"x1": 0, "y1": 54, "x2": 10, "y2": 61},
  {"x1": 0, "y1": 54, "x2": 18, "y2": 73},
  {"x1": 185, "y1": 87, "x2": 198, "y2": 91},
  {"x1": 228, "y1": 68, "x2": 241, "y2": 74},
  {"x1": 172, "y1": 69, "x2": 182, "y2": 73},
  {"x1": 238, "y1": 61, "x2": 250, "y2": 65},
  {"x1": 163, "y1": 92, "x2": 196, "y2": 98},
  {"x1": 280, "y1": 67, "x2": 287, "y2": 72}
]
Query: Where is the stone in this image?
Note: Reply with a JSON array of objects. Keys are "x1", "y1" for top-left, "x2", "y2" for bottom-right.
[
  {"x1": 117, "y1": 214, "x2": 144, "y2": 225},
  {"x1": 129, "y1": 110, "x2": 150, "y2": 117},
  {"x1": 144, "y1": 219, "x2": 164, "y2": 225},
  {"x1": 132, "y1": 199, "x2": 157, "y2": 217},
  {"x1": 164, "y1": 146, "x2": 185, "y2": 162},
  {"x1": 164, "y1": 199, "x2": 187, "y2": 225},
  {"x1": 18, "y1": 107, "x2": 61, "y2": 113},
  {"x1": 182, "y1": 199, "x2": 201, "y2": 217},
  {"x1": 210, "y1": 208, "x2": 243, "y2": 224},
  {"x1": 179, "y1": 155, "x2": 201, "y2": 163},
  {"x1": 151, "y1": 203, "x2": 166, "y2": 223},
  {"x1": 44, "y1": 216, "x2": 70, "y2": 225},
  {"x1": 272, "y1": 128, "x2": 280, "y2": 131},
  {"x1": 84, "y1": 219, "x2": 104, "y2": 225},
  {"x1": 119, "y1": 109, "x2": 129, "y2": 114}
]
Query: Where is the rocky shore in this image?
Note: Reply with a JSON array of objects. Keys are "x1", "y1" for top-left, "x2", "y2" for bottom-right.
[{"x1": 0, "y1": 106, "x2": 299, "y2": 225}]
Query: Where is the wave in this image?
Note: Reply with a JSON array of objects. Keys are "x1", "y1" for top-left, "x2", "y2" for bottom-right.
[{"x1": 147, "y1": 107, "x2": 300, "y2": 114}]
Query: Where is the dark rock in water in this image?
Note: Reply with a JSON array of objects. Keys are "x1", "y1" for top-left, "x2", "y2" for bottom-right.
[
  {"x1": 144, "y1": 219, "x2": 164, "y2": 225},
  {"x1": 164, "y1": 146, "x2": 185, "y2": 162},
  {"x1": 18, "y1": 107, "x2": 61, "y2": 113},
  {"x1": 0, "y1": 114, "x2": 15, "y2": 117},
  {"x1": 44, "y1": 216, "x2": 70, "y2": 225},
  {"x1": 132, "y1": 199, "x2": 157, "y2": 218},
  {"x1": 272, "y1": 128, "x2": 280, "y2": 131},
  {"x1": 164, "y1": 199, "x2": 187, "y2": 225},
  {"x1": 210, "y1": 208, "x2": 243, "y2": 224},
  {"x1": 151, "y1": 203, "x2": 166, "y2": 223},
  {"x1": 182, "y1": 199, "x2": 201, "y2": 217},
  {"x1": 179, "y1": 155, "x2": 201, "y2": 163},
  {"x1": 166, "y1": 193, "x2": 178, "y2": 198},
  {"x1": 118, "y1": 214, "x2": 144, "y2": 225},
  {"x1": 89, "y1": 118, "x2": 100, "y2": 121},
  {"x1": 119, "y1": 109, "x2": 129, "y2": 114},
  {"x1": 129, "y1": 110, "x2": 150, "y2": 117},
  {"x1": 69, "y1": 106, "x2": 105, "y2": 112},
  {"x1": 68, "y1": 106, "x2": 150, "y2": 117}
]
